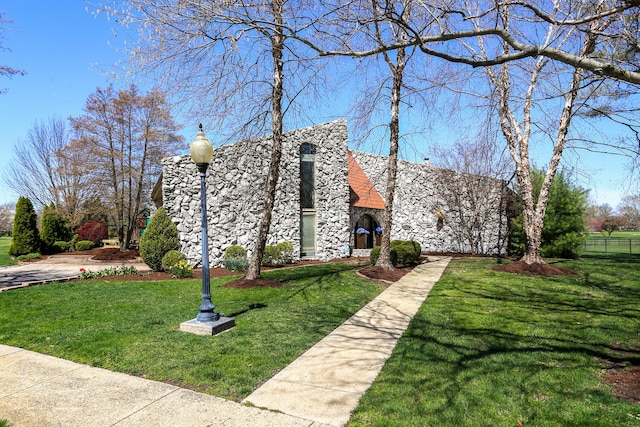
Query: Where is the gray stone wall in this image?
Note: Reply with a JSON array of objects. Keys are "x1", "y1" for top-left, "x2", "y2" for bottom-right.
[
  {"x1": 351, "y1": 151, "x2": 509, "y2": 254},
  {"x1": 161, "y1": 120, "x2": 351, "y2": 267}
]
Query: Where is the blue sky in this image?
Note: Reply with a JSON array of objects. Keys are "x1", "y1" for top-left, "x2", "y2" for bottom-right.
[{"x1": 0, "y1": 2, "x2": 629, "y2": 208}]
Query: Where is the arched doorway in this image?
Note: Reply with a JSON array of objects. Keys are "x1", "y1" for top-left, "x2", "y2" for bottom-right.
[{"x1": 354, "y1": 214, "x2": 381, "y2": 249}]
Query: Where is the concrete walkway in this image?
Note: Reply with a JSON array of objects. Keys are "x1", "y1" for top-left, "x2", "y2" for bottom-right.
[
  {"x1": 0, "y1": 255, "x2": 149, "y2": 291},
  {"x1": 0, "y1": 257, "x2": 451, "y2": 427}
]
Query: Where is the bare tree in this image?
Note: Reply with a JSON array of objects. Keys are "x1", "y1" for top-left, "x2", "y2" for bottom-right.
[
  {"x1": 70, "y1": 85, "x2": 183, "y2": 251},
  {"x1": 431, "y1": 136, "x2": 514, "y2": 254},
  {"x1": 619, "y1": 194, "x2": 640, "y2": 230},
  {"x1": 105, "y1": 0, "x2": 329, "y2": 278},
  {"x1": 310, "y1": 1, "x2": 640, "y2": 85},
  {"x1": 2, "y1": 117, "x2": 95, "y2": 226},
  {"x1": 0, "y1": 11, "x2": 26, "y2": 94},
  {"x1": 0, "y1": 203, "x2": 14, "y2": 236}
]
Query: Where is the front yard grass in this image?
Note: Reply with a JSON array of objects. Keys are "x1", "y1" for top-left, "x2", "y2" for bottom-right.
[
  {"x1": 0, "y1": 262, "x2": 383, "y2": 400},
  {"x1": 0, "y1": 237, "x2": 17, "y2": 266},
  {"x1": 349, "y1": 254, "x2": 640, "y2": 426}
]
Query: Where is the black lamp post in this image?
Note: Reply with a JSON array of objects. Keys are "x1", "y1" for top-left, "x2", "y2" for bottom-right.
[{"x1": 190, "y1": 124, "x2": 220, "y2": 323}]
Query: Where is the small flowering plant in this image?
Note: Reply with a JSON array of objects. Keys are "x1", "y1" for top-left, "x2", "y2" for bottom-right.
[
  {"x1": 356, "y1": 227, "x2": 370, "y2": 235},
  {"x1": 171, "y1": 260, "x2": 194, "y2": 279},
  {"x1": 375, "y1": 226, "x2": 383, "y2": 235}
]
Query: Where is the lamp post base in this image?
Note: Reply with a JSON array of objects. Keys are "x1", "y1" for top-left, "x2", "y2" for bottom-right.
[{"x1": 179, "y1": 317, "x2": 235, "y2": 336}]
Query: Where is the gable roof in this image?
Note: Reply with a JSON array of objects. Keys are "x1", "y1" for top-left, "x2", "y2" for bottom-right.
[{"x1": 348, "y1": 151, "x2": 385, "y2": 210}]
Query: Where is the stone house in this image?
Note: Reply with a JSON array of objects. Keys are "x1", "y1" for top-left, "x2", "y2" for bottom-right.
[{"x1": 153, "y1": 119, "x2": 510, "y2": 266}]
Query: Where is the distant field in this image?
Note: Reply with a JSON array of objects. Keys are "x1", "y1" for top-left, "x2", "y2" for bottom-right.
[
  {"x1": 0, "y1": 237, "x2": 17, "y2": 266},
  {"x1": 585, "y1": 231, "x2": 640, "y2": 254}
]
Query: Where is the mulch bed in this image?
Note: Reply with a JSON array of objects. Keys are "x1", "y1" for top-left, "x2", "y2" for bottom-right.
[{"x1": 604, "y1": 365, "x2": 640, "y2": 404}]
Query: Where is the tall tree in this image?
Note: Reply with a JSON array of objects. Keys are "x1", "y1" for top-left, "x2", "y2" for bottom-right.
[
  {"x1": 2, "y1": 117, "x2": 94, "y2": 227},
  {"x1": 308, "y1": 0, "x2": 640, "y2": 264},
  {"x1": 316, "y1": 0, "x2": 435, "y2": 270},
  {"x1": 510, "y1": 170, "x2": 588, "y2": 259},
  {"x1": 0, "y1": 11, "x2": 26, "y2": 94},
  {"x1": 70, "y1": 85, "x2": 183, "y2": 251},
  {"x1": 106, "y1": 0, "x2": 327, "y2": 278}
]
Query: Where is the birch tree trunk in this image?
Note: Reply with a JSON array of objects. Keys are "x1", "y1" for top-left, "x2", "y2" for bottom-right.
[{"x1": 246, "y1": 0, "x2": 284, "y2": 280}]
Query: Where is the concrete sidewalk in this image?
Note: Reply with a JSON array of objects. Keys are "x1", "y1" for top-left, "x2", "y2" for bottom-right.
[
  {"x1": 244, "y1": 257, "x2": 451, "y2": 426},
  {"x1": 0, "y1": 257, "x2": 451, "y2": 427},
  {"x1": 0, "y1": 255, "x2": 149, "y2": 292}
]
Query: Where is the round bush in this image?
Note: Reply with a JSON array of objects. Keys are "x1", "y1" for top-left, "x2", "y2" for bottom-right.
[
  {"x1": 369, "y1": 246, "x2": 381, "y2": 265},
  {"x1": 369, "y1": 246, "x2": 398, "y2": 266},
  {"x1": 162, "y1": 250, "x2": 188, "y2": 272},
  {"x1": 276, "y1": 241, "x2": 294, "y2": 264},
  {"x1": 75, "y1": 240, "x2": 95, "y2": 251},
  {"x1": 224, "y1": 245, "x2": 247, "y2": 260},
  {"x1": 52, "y1": 241, "x2": 71, "y2": 253},
  {"x1": 261, "y1": 245, "x2": 280, "y2": 266},
  {"x1": 139, "y1": 207, "x2": 179, "y2": 272}
]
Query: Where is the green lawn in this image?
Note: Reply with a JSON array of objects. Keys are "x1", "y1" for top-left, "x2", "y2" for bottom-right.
[
  {"x1": 0, "y1": 262, "x2": 383, "y2": 400},
  {"x1": 349, "y1": 254, "x2": 640, "y2": 426},
  {"x1": 584, "y1": 233, "x2": 640, "y2": 255},
  {"x1": 0, "y1": 237, "x2": 17, "y2": 266}
]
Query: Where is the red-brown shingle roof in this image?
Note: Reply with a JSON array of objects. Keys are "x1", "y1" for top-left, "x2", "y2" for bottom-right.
[{"x1": 348, "y1": 151, "x2": 385, "y2": 209}]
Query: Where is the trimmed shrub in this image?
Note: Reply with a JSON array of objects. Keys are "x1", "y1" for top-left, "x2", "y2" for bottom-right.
[
  {"x1": 162, "y1": 250, "x2": 188, "y2": 272},
  {"x1": 276, "y1": 241, "x2": 294, "y2": 264},
  {"x1": 261, "y1": 245, "x2": 280, "y2": 266},
  {"x1": 40, "y1": 204, "x2": 72, "y2": 253},
  {"x1": 262, "y1": 242, "x2": 295, "y2": 266},
  {"x1": 139, "y1": 207, "x2": 179, "y2": 272},
  {"x1": 370, "y1": 240, "x2": 421, "y2": 266},
  {"x1": 223, "y1": 257, "x2": 249, "y2": 272},
  {"x1": 9, "y1": 197, "x2": 40, "y2": 257},
  {"x1": 52, "y1": 241, "x2": 71, "y2": 253},
  {"x1": 75, "y1": 240, "x2": 95, "y2": 251},
  {"x1": 17, "y1": 252, "x2": 41, "y2": 261},
  {"x1": 369, "y1": 246, "x2": 398, "y2": 266},
  {"x1": 75, "y1": 221, "x2": 108, "y2": 245},
  {"x1": 223, "y1": 245, "x2": 247, "y2": 260}
]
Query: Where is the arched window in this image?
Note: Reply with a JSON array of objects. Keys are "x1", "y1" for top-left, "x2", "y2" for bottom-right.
[{"x1": 300, "y1": 144, "x2": 316, "y2": 257}]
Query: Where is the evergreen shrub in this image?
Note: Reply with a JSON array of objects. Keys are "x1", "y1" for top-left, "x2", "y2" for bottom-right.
[
  {"x1": 9, "y1": 197, "x2": 40, "y2": 257},
  {"x1": 75, "y1": 240, "x2": 95, "y2": 251},
  {"x1": 139, "y1": 207, "x2": 179, "y2": 271},
  {"x1": 276, "y1": 241, "x2": 294, "y2": 264},
  {"x1": 52, "y1": 241, "x2": 71, "y2": 253},
  {"x1": 261, "y1": 242, "x2": 294, "y2": 266},
  {"x1": 223, "y1": 245, "x2": 247, "y2": 259},
  {"x1": 370, "y1": 239, "x2": 421, "y2": 265},
  {"x1": 40, "y1": 204, "x2": 72, "y2": 253}
]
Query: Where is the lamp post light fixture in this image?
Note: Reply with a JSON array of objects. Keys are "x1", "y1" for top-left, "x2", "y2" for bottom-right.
[{"x1": 180, "y1": 124, "x2": 235, "y2": 335}]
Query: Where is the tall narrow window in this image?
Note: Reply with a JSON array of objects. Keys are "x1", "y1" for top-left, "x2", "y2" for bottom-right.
[{"x1": 300, "y1": 144, "x2": 316, "y2": 257}]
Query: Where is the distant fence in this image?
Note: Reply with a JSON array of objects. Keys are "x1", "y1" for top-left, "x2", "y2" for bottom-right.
[{"x1": 583, "y1": 238, "x2": 640, "y2": 255}]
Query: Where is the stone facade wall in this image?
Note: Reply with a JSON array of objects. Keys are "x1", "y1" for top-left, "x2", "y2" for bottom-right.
[
  {"x1": 161, "y1": 120, "x2": 351, "y2": 267},
  {"x1": 351, "y1": 151, "x2": 509, "y2": 254}
]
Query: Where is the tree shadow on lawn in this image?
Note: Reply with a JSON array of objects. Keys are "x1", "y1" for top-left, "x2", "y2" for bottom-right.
[{"x1": 402, "y1": 263, "x2": 640, "y2": 413}]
